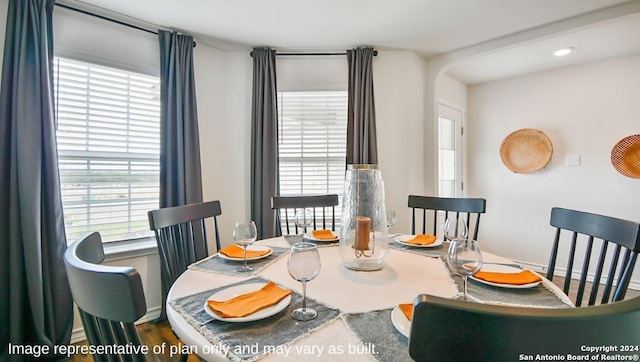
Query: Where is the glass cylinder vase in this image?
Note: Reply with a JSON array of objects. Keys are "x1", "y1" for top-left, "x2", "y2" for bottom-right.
[{"x1": 339, "y1": 164, "x2": 389, "y2": 271}]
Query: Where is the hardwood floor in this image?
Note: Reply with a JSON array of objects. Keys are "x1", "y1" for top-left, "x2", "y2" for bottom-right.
[
  {"x1": 66, "y1": 320, "x2": 202, "y2": 362},
  {"x1": 66, "y1": 280, "x2": 639, "y2": 361},
  {"x1": 548, "y1": 275, "x2": 640, "y2": 306}
]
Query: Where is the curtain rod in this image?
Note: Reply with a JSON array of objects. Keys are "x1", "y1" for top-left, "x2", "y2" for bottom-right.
[
  {"x1": 54, "y1": 3, "x2": 196, "y2": 47},
  {"x1": 250, "y1": 50, "x2": 378, "y2": 57}
]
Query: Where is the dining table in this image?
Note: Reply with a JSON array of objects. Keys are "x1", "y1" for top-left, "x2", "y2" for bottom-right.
[{"x1": 166, "y1": 234, "x2": 574, "y2": 362}]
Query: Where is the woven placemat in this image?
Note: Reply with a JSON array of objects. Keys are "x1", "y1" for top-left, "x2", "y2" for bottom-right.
[
  {"x1": 343, "y1": 309, "x2": 410, "y2": 362},
  {"x1": 500, "y1": 128, "x2": 553, "y2": 174},
  {"x1": 188, "y1": 246, "x2": 290, "y2": 276},
  {"x1": 169, "y1": 277, "x2": 341, "y2": 362},
  {"x1": 611, "y1": 134, "x2": 640, "y2": 178}
]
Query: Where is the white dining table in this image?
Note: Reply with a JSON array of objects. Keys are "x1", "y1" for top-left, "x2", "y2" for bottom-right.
[{"x1": 166, "y1": 236, "x2": 572, "y2": 362}]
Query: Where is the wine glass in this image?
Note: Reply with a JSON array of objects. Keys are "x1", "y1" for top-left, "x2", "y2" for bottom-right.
[
  {"x1": 386, "y1": 208, "x2": 397, "y2": 229},
  {"x1": 444, "y1": 218, "x2": 468, "y2": 242},
  {"x1": 446, "y1": 239, "x2": 483, "y2": 300},
  {"x1": 233, "y1": 221, "x2": 257, "y2": 272},
  {"x1": 294, "y1": 208, "x2": 312, "y2": 236},
  {"x1": 287, "y1": 242, "x2": 321, "y2": 321}
]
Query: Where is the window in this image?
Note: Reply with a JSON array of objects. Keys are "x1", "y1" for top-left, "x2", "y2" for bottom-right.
[
  {"x1": 277, "y1": 91, "x2": 347, "y2": 222},
  {"x1": 438, "y1": 103, "x2": 464, "y2": 197},
  {"x1": 54, "y1": 57, "x2": 161, "y2": 244}
]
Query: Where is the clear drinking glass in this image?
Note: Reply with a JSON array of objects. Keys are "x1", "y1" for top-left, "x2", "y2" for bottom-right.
[
  {"x1": 233, "y1": 221, "x2": 258, "y2": 272},
  {"x1": 287, "y1": 242, "x2": 321, "y2": 321},
  {"x1": 444, "y1": 218, "x2": 468, "y2": 242},
  {"x1": 446, "y1": 239, "x2": 483, "y2": 300},
  {"x1": 294, "y1": 208, "x2": 312, "y2": 236},
  {"x1": 386, "y1": 208, "x2": 397, "y2": 229}
]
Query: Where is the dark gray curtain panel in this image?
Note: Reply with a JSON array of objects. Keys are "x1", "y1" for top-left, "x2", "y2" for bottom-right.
[
  {"x1": 0, "y1": 0, "x2": 73, "y2": 360},
  {"x1": 158, "y1": 30, "x2": 203, "y2": 209},
  {"x1": 347, "y1": 47, "x2": 378, "y2": 165},
  {"x1": 157, "y1": 30, "x2": 203, "y2": 320},
  {"x1": 250, "y1": 47, "x2": 279, "y2": 239}
]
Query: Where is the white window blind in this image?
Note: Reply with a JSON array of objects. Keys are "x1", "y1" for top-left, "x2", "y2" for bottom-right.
[
  {"x1": 277, "y1": 91, "x2": 347, "y2": 223},
  {"x1": 54, "y1": 57, "x2": 161, "y2": 244}
]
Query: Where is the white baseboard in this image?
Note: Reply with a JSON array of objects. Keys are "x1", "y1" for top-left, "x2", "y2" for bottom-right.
[
  {"x1": 70, "y1": 305, "x2": 162, "y2": 344},
  {"x1": 517, "y1": 260, "x2": 640, "y2": 291}
]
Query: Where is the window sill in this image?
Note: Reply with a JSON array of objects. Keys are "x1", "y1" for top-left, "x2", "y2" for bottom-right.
[{"x1": 103, "y1": 237, "x2": 158, "y2": 262}]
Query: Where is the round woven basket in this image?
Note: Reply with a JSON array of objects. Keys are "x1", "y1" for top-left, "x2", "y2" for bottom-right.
[
  {"x1": 611, "y1": 134, "x2": 640, "y2": 179},
  {"x1": 500, "y1": 129, "x2": 553, "y2": 174}
]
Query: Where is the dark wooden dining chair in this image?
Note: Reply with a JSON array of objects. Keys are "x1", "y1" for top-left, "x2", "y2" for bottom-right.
[
  {"x1": 148, "y1": 200, "x2": 222, "y2": 318},
  {"x1": 546, "y1": 207, "x2": 640, "y2": 306},
  {"x1": 271, "y1": 194, "x2": 339, "y2": 235},
  {"x1": 409, "y1": 293, "x2": 640, "y2": 362},
  {"x1": 407, "y1": 195, "x2": 486, "y2": 240},
  {"x1": 64, "y1": 232, "x2": 147, "y2": 362}
]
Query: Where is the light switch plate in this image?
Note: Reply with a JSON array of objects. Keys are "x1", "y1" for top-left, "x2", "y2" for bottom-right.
[{"x1": 566, "y1": 155, "x2": 581, "y2": 166}]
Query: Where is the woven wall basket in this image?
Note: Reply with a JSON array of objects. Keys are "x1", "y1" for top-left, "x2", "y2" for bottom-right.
[
  {"x1": 500, "y1": 128, "x2": 553, "y2": 174},
  {"x1": 611, "y1": 134, "x2": 640, "y2": 179}
]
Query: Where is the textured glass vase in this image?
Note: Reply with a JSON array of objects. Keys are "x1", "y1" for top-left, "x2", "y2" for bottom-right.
[{"x1": 339, "y1": 164, "x2": 389, "y2": 271}]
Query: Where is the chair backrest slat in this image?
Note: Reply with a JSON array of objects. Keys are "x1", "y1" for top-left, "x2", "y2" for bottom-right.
[
  {"x1": 546, "y1": 207, "x2": 640, "y2": 306},
  {"x1": 588, "y1": 241, "x2": 609, "y2": 305},
  {"x1": 601, "y1": 244, "x2": 621, "y2": 303},
  {"x1": 614, "y1": 252, "x2": 638, "y2": 301}
]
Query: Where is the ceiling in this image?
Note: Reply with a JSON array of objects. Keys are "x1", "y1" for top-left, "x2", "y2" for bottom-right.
[{"x1": 66, "y1": 0, "x2": 640, "y2": 84}]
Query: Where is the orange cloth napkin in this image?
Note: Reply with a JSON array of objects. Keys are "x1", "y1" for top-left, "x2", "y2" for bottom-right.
[
  {"x1": 399, "y1": 303, "x2": 413, "y2": 321},
  {"x1": 473, "y1": 269, "x2": 542, "y2": 285},
  {"x1": 206, "y1": 281, "x2": 292, "y2": 318},
  {"x1": 219, "y1": 244, "x2": 270, "y2": 259},
  {"x1": 312, "y1": 229, "x2": 338, "y2": 240},
  {"x1": 405, "y1": 234, "x2": 437, "y2": 245}
]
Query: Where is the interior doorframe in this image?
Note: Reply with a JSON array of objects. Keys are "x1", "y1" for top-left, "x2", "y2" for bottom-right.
[{"x1": 437, "y1": 100, "x2": 466, "y2": 197}]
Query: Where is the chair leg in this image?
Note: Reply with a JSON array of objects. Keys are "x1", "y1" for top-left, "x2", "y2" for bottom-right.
[{"x1": 179, "y1": 353, "x2": 189, "y2": 362}]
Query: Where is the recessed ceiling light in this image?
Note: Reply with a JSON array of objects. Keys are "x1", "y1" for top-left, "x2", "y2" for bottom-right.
[{"x1": 554, "y1": 47, "x2": 574, "y2": 57}]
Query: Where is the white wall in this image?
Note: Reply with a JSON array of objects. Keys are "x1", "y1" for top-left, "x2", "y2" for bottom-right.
[
  {"x1": 277, "y1": 55, "x2": 347, "y2": 91},
  {"x1": 467, "y1": 53, "x2": 640, "y2": 285},
  {"x1": 54, "y1": 4, "x2": 159, "y2": 75},
  {"x1": 374, "y1": 51, "x2": 429, "y2": 234},
  {"x1": 438, "y1": 73, "x2": 467, "y2": 111},
  {"x1": 194, "y1": 47, "x2": 252, "y2": 250}
]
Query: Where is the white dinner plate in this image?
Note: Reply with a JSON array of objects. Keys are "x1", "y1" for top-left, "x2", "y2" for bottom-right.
[
  {"x1": 203, "y1": 282, "x2": 291, "y2": 323},
  {"x1": 391, "y1": 305, "x2": 411, "y2": 338},
  {"x1": 394, "y1": 235, "x2": 443, "y2": 248},
  {"x1": 470, "y1": 264, "x2": 541, "y2": 289},
  {"x1": 304, "y1": 231, "x2": 339, "y2": 242},
  {"x1": 217, "y1": 245, "x2": 273, "y2": 261}
]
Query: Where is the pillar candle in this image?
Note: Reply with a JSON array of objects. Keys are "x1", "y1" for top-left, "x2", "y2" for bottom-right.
[{"x1": 355, "y1": 216, "x2": 371, "y2": 251}]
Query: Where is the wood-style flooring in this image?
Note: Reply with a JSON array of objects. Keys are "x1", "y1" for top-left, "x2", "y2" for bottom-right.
[
  {"x1": 66, "y1": 320, "x2": 201, "y2": 362},
  {"x1": 66, "y1": 277, "x2": 640, "y2": 362},
  {"x1": 551, "y1": 275, "x2": 640, "y2": 306}
]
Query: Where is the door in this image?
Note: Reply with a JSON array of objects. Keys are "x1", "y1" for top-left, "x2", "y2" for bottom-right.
[{"x1": 438, "y1": 103, "x2": 464, "y2": 197}]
